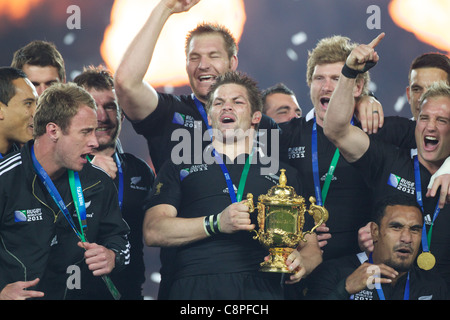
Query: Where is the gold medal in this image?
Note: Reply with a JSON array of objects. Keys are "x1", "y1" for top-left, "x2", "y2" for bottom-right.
[{"x1": 417, "y1": 252, "x2": 436, "y2": 270}]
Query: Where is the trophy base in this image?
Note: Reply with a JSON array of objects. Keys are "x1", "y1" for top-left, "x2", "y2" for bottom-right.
[{"x1": 260, "y1": 247, "x2": 294, "y2": 273}]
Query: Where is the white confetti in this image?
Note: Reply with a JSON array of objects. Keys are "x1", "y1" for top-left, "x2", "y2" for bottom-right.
[{"x1": 291, "y1": 31, "x2": 307, "y2": 46}]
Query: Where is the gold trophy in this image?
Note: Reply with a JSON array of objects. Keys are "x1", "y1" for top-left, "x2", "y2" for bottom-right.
[{"x1": 247, "y1": 169, "x2": 328, "y2": 273}]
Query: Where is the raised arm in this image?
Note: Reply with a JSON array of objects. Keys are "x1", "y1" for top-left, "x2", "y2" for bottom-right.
[
  {"x1": 323, "y1": 33, "x2": 385, "y2": 163},
  {"x1": 114, "y1": 0, "x2": 201, "y2": 121}
]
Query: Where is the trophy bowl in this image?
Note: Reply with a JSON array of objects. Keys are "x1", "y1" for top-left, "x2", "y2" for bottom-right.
[{"x1": 247, "y1": 169, "x2": 328, "y2": 273}]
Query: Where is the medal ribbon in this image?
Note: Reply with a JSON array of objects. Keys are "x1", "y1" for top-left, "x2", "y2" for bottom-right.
[
  {"x1": 368, "y1": 253, "x2": 410, "y2": 300},
  {"x1": 113, "y1": 153, "x2": 124, "y2": 210},
  {"x1": 31, "y1": 146, "x2": 86, "y2": 241},
  {"x1": 312, "y1": 117, "x2": 353, "y2": 206},
  {"x1": 86, "y1": 153, "x2": 124, "y2": 210},
  {"x1": 413, "y1": 155, "x2": 440, "y2": 252},
  {"x1": 193, "y1": 94, "x2": 214, "y2": 140},
  {"x1": 213, "y1": 148, "x2": 254, "y2": 203},
  {"x1": 194, "y1": 94, "x2": 254, "y2": 203},
  {"x1": 32, "y1": 146, "x2": 121, "y2": 300}
]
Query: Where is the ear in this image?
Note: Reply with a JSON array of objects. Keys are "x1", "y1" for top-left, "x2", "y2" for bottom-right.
[
  {"x1": 46, "y1": 122, "x2": 60, "y2": 142},
  {"x1": 406, "y1": 86, "x2": 411, "y2": 104},
  {"x1": 251, "y1": 111, "x2": 262, "y2": 125},
  {"x1": 0, "y1": 102, "x2": 6, "y2": 120},
  {"x1": 230, "y1": 55, "x2": 238, "y2": 71},
  {"x1": 352, "y1": 78, "x2": 365, "y2": 98},
  {"x1": 370, "y1": 222, "x2": 379, "y2": 244}
]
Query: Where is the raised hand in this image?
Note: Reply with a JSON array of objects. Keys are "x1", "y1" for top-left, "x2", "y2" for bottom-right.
[{"x1": 345, "y1": 33, "x2": 385, "y2": 73}]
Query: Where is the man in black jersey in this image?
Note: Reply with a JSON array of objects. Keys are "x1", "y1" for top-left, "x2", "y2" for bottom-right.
[
  {"x1": 143, "y1": 71, "x2": 322, "y2": 299},
  {"x1": 0, "y1": 67, "x2": 37, "y2": 158},
  {"x1": 0, "y1": 83, "x2": 129, "y2": 299},
  {"x1": 114, "y1": 0, "x2": 278, "y2": 173},
  {"x1": 324, "y1": 33, "x2": 450, "y2": 291},
  {"x1": 74, "y1": 66, "x2": 155, "y2": 299},
  {"x1": 306, "y1": 195, "x2": 448, "y2": 300},
  {"x1": 279, "y1": 35, "x2": 417, "y2": 264}
]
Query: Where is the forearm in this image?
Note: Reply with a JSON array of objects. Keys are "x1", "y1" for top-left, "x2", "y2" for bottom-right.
[
  {"x1": 143, "y1": 205, "x2": 209, "y2": 247},
  {"x1": 323, "y1": 75, "x2": 357, "y2": 143},
  {"x1": 114, "y1": 2, "x2": 171, "y2": 120},
  {"x1": 324, "y1": 73, "x2": 370, "y2": 162}
]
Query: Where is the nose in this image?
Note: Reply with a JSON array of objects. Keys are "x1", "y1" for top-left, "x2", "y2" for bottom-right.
[
  {"x1": 321, "y1": 77, "x2": 334, "y2": 93},
  {"x1": 96, "y1": 105, "x2": 107, "y2": 122},
  {"x1": 89, "y1": 131, "x2": 99, "y2": 149},
  {"x1": 399, "y1": 228, "x2": 413, "y2": 244},
  {"x1": 198, "y1": 56, "x2": 211, "y2": 70}
]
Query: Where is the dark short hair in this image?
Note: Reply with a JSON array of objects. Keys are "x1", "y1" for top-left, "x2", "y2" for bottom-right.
[
  {"x1": 11, "y1": 40, "x2": 66, "y2": 82},
  {"x1": 206, "y1": 71, "x2": 262, "y2": 116},
  {"x1": 0, "y1": 67, "x2": 28, "y2": 106},
  {"x1": 261, "y1": 83, "x2": 295, "y2": 113},
  {"x1": 73, "y1": 65, "x2": 114, "y2": 91},
  {"x1": 409, "y1": 52, "x2": 450, "y2": 83},
  {"x1": 372, "y1": 195, "x2": 422, "y2": 226}
]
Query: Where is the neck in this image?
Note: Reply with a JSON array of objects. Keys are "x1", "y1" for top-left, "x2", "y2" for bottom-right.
[
  {"x1": 417, "y1": 152, "x2": 444, "y2": 175},
  {"x1": 0, "y1": 138, "x2": 11, "y2": 156},
  {"x1": 212, "y1": 130, "x2": 255, "y2": 161},
  {"x1": 33, "y1": 138, "x2": 65, "y2": 181}
]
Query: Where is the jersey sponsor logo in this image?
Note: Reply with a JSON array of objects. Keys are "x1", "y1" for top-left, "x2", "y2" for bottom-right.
[
  {"x1": 387, "y1": 173, "x2": 415, "y2": 194},
  {"x1": 287, "y1": 146, "x2": 306, "y2": 159},
  {"x1": 14, "y1": 208, "x2": 43, "y2": 222}
]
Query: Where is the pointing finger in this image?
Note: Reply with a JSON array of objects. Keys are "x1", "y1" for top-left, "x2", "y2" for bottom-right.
[{"x1": 368, "y1": 32, "x2": 385, "y2": 48}]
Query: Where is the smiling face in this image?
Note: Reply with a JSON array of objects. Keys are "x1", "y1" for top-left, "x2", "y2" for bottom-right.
[
  {"x1": 372, "y1": 205, "x2": 423, "y2": 272},
  {"x1": 0, "y1": 77, "x2": 38, "y2": 152},
  {"x1": 208, "y1": 83, "x2": 261, "y2": 143},
  {"x1": 86, "y1": 88, "x2": 121, "y2": 151},
  {"x1": 186, "y1": 33, "x2": 237, "y2": 103},
  {"x1": 415, "y1": 95, "x2": 450, "y2": 173},
  {"x1": 54, "y1": 105, "x2": 99, "y2": 172}
]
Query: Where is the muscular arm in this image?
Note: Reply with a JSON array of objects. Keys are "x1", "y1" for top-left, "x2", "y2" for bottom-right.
[
  {"x1": 323, "y1": 75, "x2": 370, "y2": 163},
  {"x1": 114, "y1": 0, "x2": 200, "y2": 121},
  {"x1": 143, "y1": 204, "x2": 207, "y2": 247},
  {"x1": 323, "y1": 33, "x2": 385, "y2": 163}
]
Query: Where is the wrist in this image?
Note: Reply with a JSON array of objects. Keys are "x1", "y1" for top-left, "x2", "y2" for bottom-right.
[{"x1": 203, "y1": 213, "x2": 222, "y2": 236}]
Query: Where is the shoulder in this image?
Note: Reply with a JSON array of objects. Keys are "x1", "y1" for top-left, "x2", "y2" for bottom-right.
[{"x1": 0, "y1": 152, "x2": 23, "y2": 178}]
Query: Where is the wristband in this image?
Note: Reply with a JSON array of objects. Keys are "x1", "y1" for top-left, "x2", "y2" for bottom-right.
[
  {"x1": 204, "y1": 214, "x2": 221, "y2": 236},
  {"x1": 341, "y1": 61, "x2": 377, "y2": 79},
  {"x1": 341, "y1": 63, "x2": 359, "y2": 79}
]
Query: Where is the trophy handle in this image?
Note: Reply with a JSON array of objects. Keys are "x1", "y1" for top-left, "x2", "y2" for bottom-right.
[
  {"x1": 307, "y1": 196, "x2": 329, "y2": 233},
  {"x1": 246, "y1": 193, "x2": 255, "y2": 213},
  {"x1": 246, "y1": 193, "x2": 260, "y2": 239}
]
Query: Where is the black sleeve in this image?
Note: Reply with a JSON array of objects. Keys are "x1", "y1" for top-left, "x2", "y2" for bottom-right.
[{"x1": 143, "y1": 160, "x2": 182, "y2": 211}]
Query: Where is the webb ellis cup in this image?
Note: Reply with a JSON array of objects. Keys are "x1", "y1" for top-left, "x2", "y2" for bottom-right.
[{"x1": 247, "y1": 169, "x2": 328, "y2": 273}]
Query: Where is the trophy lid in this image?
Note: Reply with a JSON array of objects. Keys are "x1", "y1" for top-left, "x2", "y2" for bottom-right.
[{"x1": 259, "y1": 169, "x2": 304, "y2": 205}]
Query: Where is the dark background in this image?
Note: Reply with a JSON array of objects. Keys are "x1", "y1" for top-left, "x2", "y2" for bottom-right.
[{"x1": 1, "y1": 0, "x2": 446, "y2": 299}]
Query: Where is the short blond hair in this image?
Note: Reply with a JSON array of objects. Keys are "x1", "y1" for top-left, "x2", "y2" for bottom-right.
[
  {"x1": 34, "y1": 82, "x2": 96, "y2": 138},
  {"x1": 419, "y1": 81, "x2": 450, "y2": 106},
  {"x1": 306, "y1": 35, "x2": 370, "y2": 94}
]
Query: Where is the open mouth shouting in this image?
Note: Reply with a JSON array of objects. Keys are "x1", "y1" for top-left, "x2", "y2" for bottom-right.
[
  {"x1": 423, "y1": 135, "x2": 439, "y2": 152},
  {"x1": 320, "y1": 97, "x2": 330, "y2": 109}
]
